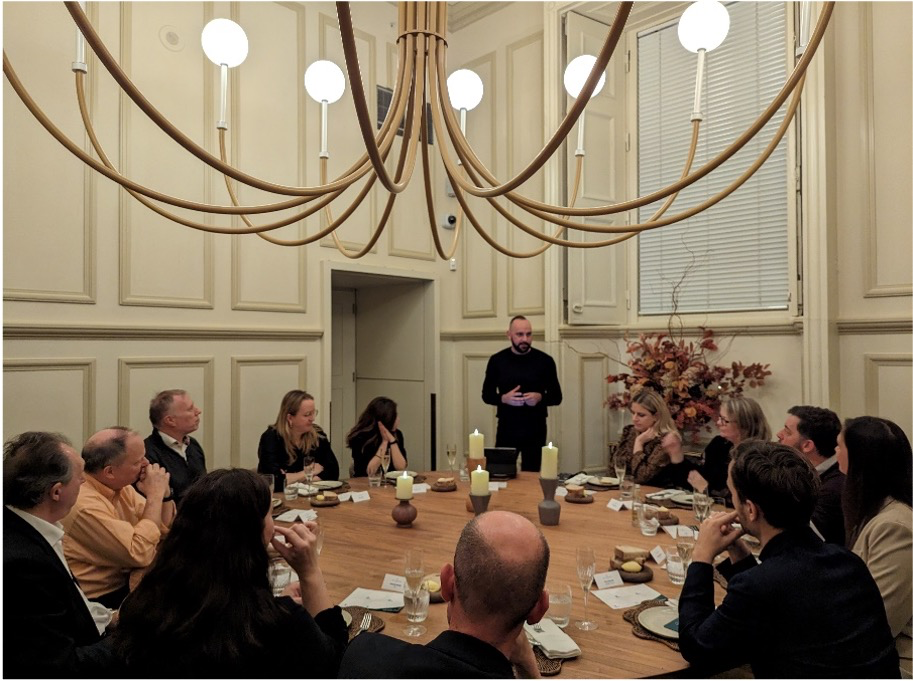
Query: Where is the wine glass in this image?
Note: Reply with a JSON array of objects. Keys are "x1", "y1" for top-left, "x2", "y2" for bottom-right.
[
  {"x1": 575, "y1": 547, "x2": 598, "y2": 631},
  {"x1": 613, "y1": 454, "x2": 626, "y2": 487},
  {"x1": 693, "y1": 492, "x2": 712, "y2": 523},
  {"x1": 379, "y1": 448, "x2": 391, "y2": 483},
  {"x1": 403, "y1": 584, "x2": 430, "y2": 637},
  {"x1": 302, "y1": 453, "x2": 316, "y2": 494},
  {"x1": 404, "y1": 548, "x2": 425, "y2": 592},
  {"x1": 314, "y1": 523, "x2": 325, "y2": 556},
  {"x1": 445, "y1": 444, "x2": 457, "y2": 476}
]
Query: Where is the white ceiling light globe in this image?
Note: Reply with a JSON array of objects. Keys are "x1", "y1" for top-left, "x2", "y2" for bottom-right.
[
  {"x1": 201, "y1": 18, "x2": 248, "y2": 68},
  {"x1": 678, "y1": 1, "x2": 730, "y2": 53},
  {"x1": 304, "y1": 60, "x2": 346, "y2": 104},
  {"x1": 563, "y1": 55, "x2": 606, "y2": 99},
  {"x1": 447, "y1": 69, "x2": 484, "y2": 111}
]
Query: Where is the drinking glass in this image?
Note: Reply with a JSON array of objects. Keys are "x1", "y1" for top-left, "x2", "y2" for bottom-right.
[
  {"x1": 638, "y1": 504, "x2": 659, "y2": 536},
  {"x1": 614, "y1": 454, "x2": 626, "y2": 488},
  {"x1": 367, "y1": 467, "x2": 383, "y2": 487},
  {"x1": 302, "y1": 453, "x2": 316, "y2": 492},
  {"x1": 314, "y1": 523, "x2": 325, "y2": 556},
  {"x1": 458, "y1": 454, "x2": 470, "y2": 482},
  {"x1": 403, "y1": 584, "x2": 430, "y2": 637},
  {"x1": 379, "y1": 449, "x2": 391, "y2": 482},
  {"x1": 269, "y1": 560, "x2": 292, "y2": 597},
  {"x1": 445, "y1": 444, "x2": 457, "y2": 475},
  {"x1": 675, "y1": 530, "x2": 695, "y2": 570},
  {"x1": 404, "y1": 548, "x2": 425, "y2": 593},
  {"x1": 575, "y1": 547, "x2": 598, "y2": 631},
  {"x1": 666, "y1": 547, "x2": 686, "y2": 586},
  {"x1": 711, "y1": 496, "x2": 727, "y2": 515},
  {"x1": 546, "y1": 583, "x2": 573, "y2": 628},
  {"x1": 693, "y1": 492, "x2": 712, "y2": 523}
]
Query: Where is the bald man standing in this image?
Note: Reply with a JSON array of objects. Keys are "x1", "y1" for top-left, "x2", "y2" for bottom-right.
[{"x1": 339, "y1": 511, "x2": 548, "y2": 678}]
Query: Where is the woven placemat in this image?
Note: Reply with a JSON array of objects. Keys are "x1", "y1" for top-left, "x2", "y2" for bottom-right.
[
  {"x1": 533, "y1": 645, "x2": 563, "y2": 676},
  {"x1": 342, "y1": 606, "x2": 385, "y2": 641},
  {"x1": 622, "y1": 598, "x2": 680, "y2": 652}
]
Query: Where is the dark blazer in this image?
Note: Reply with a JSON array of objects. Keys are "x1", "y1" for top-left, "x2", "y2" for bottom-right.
[
  {"x1": 339, "y1": 630, "x2": 514, "y2": 678},
  {"x1": 812, "y1": 463, "x2": 845, "y2": 545},
  {"x1": 143, "y1": 429, "x2": 207, "y2": 504},
  {"x1": 678, "y1": 526, "x2": 899, "y2": 678},
  {"x1": 3, "y1": 507, "x2": 113, "y2": 678}
]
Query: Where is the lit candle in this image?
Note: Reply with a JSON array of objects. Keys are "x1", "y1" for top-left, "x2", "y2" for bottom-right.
[
  {"x1": 469, "y1": 429, "x2": 484, "y2": 459},
  {"x1": 541, "y1": 442, "x2": 558, "y2": 479},
  {"x1": 470, "y1": 465, "x2": 489, "y2": 496},
  {"x1": 395, "y1": 470, "x2": 413, "y2": 500}
]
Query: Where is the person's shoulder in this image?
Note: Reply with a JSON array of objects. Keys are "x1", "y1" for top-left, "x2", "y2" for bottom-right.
[{"x1": 340, "y1": 632, "x2": 414, "y2": 677}]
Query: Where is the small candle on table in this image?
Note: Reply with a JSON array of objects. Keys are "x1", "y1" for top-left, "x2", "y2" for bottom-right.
[
  {"x1": 469, "y1": 429, "x2": 484, "y2": 459},
  {"x1": 470, "y1": 465, "x2": 489, "y2": 496},
  {"x1": 395, "y1": 470, "x2": 413, "y2": 500},
  {"x1": 541, "y1": 442, "x2": 558, "y2": 479}
]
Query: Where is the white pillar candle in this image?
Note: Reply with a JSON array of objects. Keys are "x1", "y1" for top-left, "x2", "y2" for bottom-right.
[
  {"x1": 541, "y1": 442, "x2": 559, "y2": 479},
  {"x1": 395, "y1": 470, "x2": 413, "y2": 500},
  {"x1": 469, "y1": 429, "x2": 484, "y2": 459},
  {"x1": 470, "y1": 465, "x2": 489, "y2": 496}
]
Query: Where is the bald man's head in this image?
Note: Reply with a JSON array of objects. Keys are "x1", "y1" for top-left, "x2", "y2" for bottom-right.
[{"x1": 452, "y1": 511, "x2": 549, "y2": 631}]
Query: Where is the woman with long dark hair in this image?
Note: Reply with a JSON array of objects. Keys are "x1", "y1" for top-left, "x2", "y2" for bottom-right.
[
  {"x1": 346, "y1": 396, "x2": 408, "y2": 477},
  {"x1": 258, "y1": 390, "x2": 339, "y2": 484},
  {"x1": 838, "y1": 416, "x2": 912, "y2": 677},
  {"x1": 114, "y1": 469, "x2": 347, "y2": 678}
]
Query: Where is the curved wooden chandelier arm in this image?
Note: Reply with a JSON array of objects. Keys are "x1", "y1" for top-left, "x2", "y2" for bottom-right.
[
  {"x1": 645, "y1": 120, "x2": 701, "y2": 222},
  {"x1": 421, "y1": 114, "x2": 462, "y2": 261}
]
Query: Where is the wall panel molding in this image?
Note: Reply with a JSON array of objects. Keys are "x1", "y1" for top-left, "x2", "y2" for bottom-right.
[
  {"x1": 836, "y1": 318, "x2": 912, "y2": 335},
  {"x1": 577, "y1": 353, "x2": 609, "y2": 472},
  {"x1": 3, "y1": 359, "x2": 96, "y2": 439},
  {"x1": 864, "y1": 353, "x2": 913, "y2": 416},
  {"x1": 4, "y1": 323, "x2": 323, "y2": 342},
  {"x1": 461, "y1": 352, "x2": 497, "y2": 442}
]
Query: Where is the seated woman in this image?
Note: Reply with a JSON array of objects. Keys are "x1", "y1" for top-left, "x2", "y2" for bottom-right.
[
  {"x1": 346, "y1": 396, "x2": 407, "y2": 477},
  {"x1": 113, "y1": 469, "x2": 348, "y2": 678},
  {"x1": 258, "y1": 390, "x2": 339, "y2": 484},
  {"x1": 838, "y1": 416, "x2": 912, "y2": 678},
  {"x1": 615, "y1": 389, "x2": 685, "y2": 487},
  {"x1": 688, "y1": 396, "x2": 770, "y2": 502}
]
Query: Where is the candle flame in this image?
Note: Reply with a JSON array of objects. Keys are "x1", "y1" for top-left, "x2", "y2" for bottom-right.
[
  {"x1": 548, "y1": 441, "x2": 553, "y2": 448},
  {"x1": 473, "y1": 429, "x2": 479, "y2": 435},
  {"x1": 475, "y1": 465, "x2": 482, "y2": 472}
]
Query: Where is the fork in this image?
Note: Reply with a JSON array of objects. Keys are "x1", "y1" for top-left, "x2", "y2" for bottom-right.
[{"x1": 354, "y1": 612, "x2": 372, "y2": 638}]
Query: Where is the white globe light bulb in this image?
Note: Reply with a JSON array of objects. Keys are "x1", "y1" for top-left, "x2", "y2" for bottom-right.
[
  {"x1": 563, "y1": 55, "x2": 606, "y2": 99},
  {"x1": 447, "y1": 69, "x2": 484, "y2": 111},
  {"x1": 304, "y1": 60, "x2": 346, "y2": 104},
  {"x1": 678, "y1": 1, "x2": 730, "y2": 53},
  {"x1": 200, "y1": 18, "x2": 248, "y2": 68}
]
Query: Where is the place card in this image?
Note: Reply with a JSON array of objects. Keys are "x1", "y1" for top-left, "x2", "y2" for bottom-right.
[
  {"x1": 678, "y1": 526, "x2": 694, "y2": 538},
  {"x1": 555, "y1": 486, "x2": 569, "y2": 497},
  {"x1": 412, "y1": 483, "x2": 430, "y2": 494},
  {"x1": 606, "y1": 498, "x2": 624, "y2": 511},
  {"x1": 350, "y1": 491, "x2": 371, "y2": 503},
  {"x1": 381, "y1": 574, "x2": 406, "y2": 593},
  {"x1": 593, "y1": 570, "x2": 624, "y2": 589},
  {"x1": 488, "y1": 481, "x2": 508, "y2": 492},
  {"x1": 339, "y1": 587, "x2": 405, "y2": 612},
  {"x1": 337, "y1": 492, "x2": 352, "y2": 502},
  {"x1": 650, "y1": 545, "x2": 667, "y2": 565},
  {"x1": 661, "y1": 525, "x2": 678, "y2": 538},
  {"x1": 592, "y1": 584, "x2": 662, "y2": 610}
]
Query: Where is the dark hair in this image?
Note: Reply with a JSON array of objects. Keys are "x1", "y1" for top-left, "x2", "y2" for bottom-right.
[
  {"x1": 509, "y1": 315, "x2": 528, "y2": 327},
  {"x1": 787, "y1": 405, "x2": 841, "y2": 458},
  {"x1": 345, "y1": 396, "x2": 397, "y2": 452},
  {"x1": 149, "y1": 389, "x2": 187, "y2": 427},
  {"x1": 729, "y1": 440, "x2": 819, "y2": 530},
  {"x1": 841, "y1": 416, "x2": 913, "y2": 547},
  {"x1": 115, "y1": 468, "x2": 286, "y2": 669},
  {"x1": 452, "y1": 515, "x2": 549, "y2": 631},
  {"x1": 3, "y1": 432, "x2": 74, "y2": 509},
  {"x1": 82, "y1": 426, "x2": 136, "y2": 473}
]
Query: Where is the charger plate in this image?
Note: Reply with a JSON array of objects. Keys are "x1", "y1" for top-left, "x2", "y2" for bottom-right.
[
  {"x1": 623, "y1": 598, "x2": 680, "y2": 651},
  {"x1": 342, "y1": 606, "x2": 385, "y2": 642},
  {"x1": 637, "y1": 605, "x2": 680, "y2": 640}
]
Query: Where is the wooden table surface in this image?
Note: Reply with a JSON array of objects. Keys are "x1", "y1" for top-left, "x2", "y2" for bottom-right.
[{"x1": 278, "y1": 472, "x2": 710, "y2": 679}]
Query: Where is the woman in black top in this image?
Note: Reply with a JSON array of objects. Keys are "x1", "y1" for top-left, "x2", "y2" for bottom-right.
[
  {"x1": 346, "y1": 396, "x2": 408, "y2": 477},
  {"x1": 258, "y1": 390, "x2": 339, "y2": 484},
  {"x1": 114, "y1": 469, "x2": 347, "y2": 678}
]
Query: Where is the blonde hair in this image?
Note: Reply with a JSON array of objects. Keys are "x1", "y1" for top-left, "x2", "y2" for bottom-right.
[
  {"x1": 272, "y1": 390, "x2": 319, "y2": 466},
  {"x1": 631, "y1": 389, "x2": 680, "y2": 439},
  {"x1": 723, "y1": 396, "x2": 771, "y2": 442}
]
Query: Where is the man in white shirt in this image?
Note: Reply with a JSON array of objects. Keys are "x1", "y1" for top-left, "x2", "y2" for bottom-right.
[
  {"x1": 3, "y1": 431, "x2": 113, "y2": 677},
  {"x1": 143, "y1": 389, "x2": 206, "y2": 504}
]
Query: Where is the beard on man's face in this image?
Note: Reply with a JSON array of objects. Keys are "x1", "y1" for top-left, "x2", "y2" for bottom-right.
[{"x1": 512, "y1": 340, "x2": 531, "y2": 354}]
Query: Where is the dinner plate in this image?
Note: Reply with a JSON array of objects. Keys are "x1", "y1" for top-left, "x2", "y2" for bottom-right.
[
  {"x1": 314, "y1": 480, "x2": 343, "y2": 490},
  {"x1": 271, "y1": 498, "x2": 282, "y2": 508},
  {"x1": 385, "y1": 470, "x2": 418, "y2": 479},
  {"x1": 342, "y1": 609, "x2": 353, "y2": 627},
  {"x1": 669, "y1": 491, "x2": 694, "y2": 506},
  {"x1": 636, "y1": 605, "x2": 679, "y2": 640}
]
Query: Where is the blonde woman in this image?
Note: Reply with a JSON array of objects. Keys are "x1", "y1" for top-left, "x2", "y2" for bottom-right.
[
  {"x1": 257, "y1": 390, "x2": 339, "y2": 485},
  {"x1": 615, "y1": 389, "x2": 685, "y2": 486}
]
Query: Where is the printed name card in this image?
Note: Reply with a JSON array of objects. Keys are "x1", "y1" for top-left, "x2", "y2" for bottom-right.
[
  {"x1": 661, "y1": 525, "x2": 678, "y2": 538},
  {"x1": 337, "y1": 492, "x2": 352, "y2": 502},
  {"x1": 350, "y1": 491, "x2": 371, "y2": 503},
  {"x1": 488, "y1": 481, "x2": 507, "y2": 491},
  {"x1": 607, "y1": 498, "x2": 624, "y2": 511},
  {"x1": 650, "y1": 545, "x2": 667, "y2": 565},
  {"x1": 594, "y1": 570, "x2": 624, "y2": 589},
  {"x1": 412, "y1": 483, "x2": 430, "y2": 494},
  {"x1": 381, "y1": 574, "x2": 406, "y2": 593}
]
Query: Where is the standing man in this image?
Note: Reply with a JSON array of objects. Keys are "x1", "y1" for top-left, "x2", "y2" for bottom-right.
[
  {"x1": 776, "y1": 405, "x2": 845, "y2": 544},
  {"x1": 144, "y1": 389, "x2": 206, "y2": 504},
  {"x1": 3, "y1": 432, "x2": 113, "y2": 677},
  {"x1": 482, "y1": 316, "x2": 562, "y2": 472},
  {"x1": 63, "y1": 427, "x2": 175, "y2": 609}
]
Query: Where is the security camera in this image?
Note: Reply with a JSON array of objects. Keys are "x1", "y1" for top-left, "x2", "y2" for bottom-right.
[{"x1": 442, "y1": 213, "x2": 457, "y2": 230}]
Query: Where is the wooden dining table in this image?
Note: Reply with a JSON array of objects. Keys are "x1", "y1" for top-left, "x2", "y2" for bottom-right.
[{"x1": 276, "y1": 471, "x2": 717, "y2": 678}]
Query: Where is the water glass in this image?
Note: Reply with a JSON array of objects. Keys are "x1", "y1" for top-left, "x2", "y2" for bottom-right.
[
  {"x1": 367, "y1": 467, "x2": 383, "y2": 487},
  {"x1": 269, "y1": 561, "x2": 293, "y2": 596},
  {"x1": 445, "y1": 444, "x2": 457, "y2": 475},
  {"x1": 458, "y1": 454, "x2": 470, "y2": 482},
  {"x1": 620, "y1": 478, "x2": 634, "y2": 501},
  {"x1": 403, "y1": 585, "x2": 430, "y2": 636},
  {"x1": 666, "y1": 547, "x2": 686, "y2": 586},
  {"x1": 546, "y1": 583, "x2": 573, "y2": 628},
  {"x1": 284, "y1": 483, "x2": 299, "y2": 501},
  {"x1": 639, "y1": 504, "x2": 660, "y2": 536},
  {"x1": 314, "y1": 524, "x2": 325, "y2": 556}
]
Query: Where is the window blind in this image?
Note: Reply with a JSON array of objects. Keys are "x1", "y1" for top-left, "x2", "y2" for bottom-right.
[{"x1": 637, "y1": 2, "x2": 789, "y2": 315}]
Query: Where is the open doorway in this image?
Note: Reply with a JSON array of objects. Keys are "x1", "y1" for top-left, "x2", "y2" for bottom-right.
[{"x1": 328, "y1": 267, "x2": 438, "y2": 478}]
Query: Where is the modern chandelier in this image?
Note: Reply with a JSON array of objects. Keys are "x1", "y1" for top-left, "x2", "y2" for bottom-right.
[{"x1": 3, "y1": 1, "x2": 834, "y2": 260}]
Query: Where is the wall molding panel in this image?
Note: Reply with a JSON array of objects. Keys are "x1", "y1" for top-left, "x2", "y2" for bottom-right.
[
  {"x1": 461, "y1": 352, "x2": 497, "y2": 444},
  {"x1": 4, "y1": 323, "x2": 323, "y2": 342},
  {"x1": 836, "y1": 318, "x2": 913, "y2": 335}
]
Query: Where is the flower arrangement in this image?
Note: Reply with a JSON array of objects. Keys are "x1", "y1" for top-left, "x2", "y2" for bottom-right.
[{"x1": 605, "y1": 328, "x2": 772, "y2": 443}]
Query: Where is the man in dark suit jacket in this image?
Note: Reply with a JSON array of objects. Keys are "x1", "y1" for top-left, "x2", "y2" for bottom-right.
[
  {"x1": 143, "y1": 389, "x2": 206, "y2": 504},
  {"x1": 3, "y1": 431, "x2": 113, "y2": 678},
  {"x1": 679, "y1": 441, "x2": 898, "y2": 678},
  {"x1": 776, "y1": 404, "x2": 845, "y2": 544},
  {"x1": 339, "y1": 511, "x2": 548, "y2": 678}
]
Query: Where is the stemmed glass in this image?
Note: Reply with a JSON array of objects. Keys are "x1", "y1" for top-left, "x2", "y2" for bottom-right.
[
  {"x1": 614, "y1": 454, "x2": 626, "y2": 487},
  {"x1": 693, "y1": 492, "x2": 712, "y2": 523},
  {"x1": 445, "y1": 444, "x2": 457, "y2": 476},
  {"x1": 379, "y1": 448, "x2": 391, "y2": 484},
  {"x1": 302, "y1": 453, "x2": 316, "y2": 495},
  {"x1": 575, "y1": 547, "x2": 598, "y2": 631},
  {"x1": 403, "y1": 549, "x2": 427, "y2": 636}
]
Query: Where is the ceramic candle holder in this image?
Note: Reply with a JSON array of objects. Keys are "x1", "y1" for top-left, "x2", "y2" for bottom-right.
[
  {"x1": 469, "y1": 493, "x2": 491, "y2": 516},
  {"x1": 538, "y1": 477, "x2": 561, "y2": 526},
  {"x1": 392, "y1": 499, "x2": 417, "y2": 527}
]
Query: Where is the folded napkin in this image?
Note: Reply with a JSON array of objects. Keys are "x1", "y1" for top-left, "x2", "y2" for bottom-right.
[
  {"x1": 291, "y1": 483, "x2": 318, "y2": 495},
  {"x1": 275, "y1": 508, "x2": 318, "y2": 523},
  {"x1": 564, "y1": 473, "x2": 592, "y2": 486},
  {"x1": 339, "y1": 587, "x2": 405, "y2": 612},
  {"x1": 524, "y1": 619, "x2": 581, "y2": 659},
  {"x1": 645, "y1": 489, "x2": 679, "y2": 500}
]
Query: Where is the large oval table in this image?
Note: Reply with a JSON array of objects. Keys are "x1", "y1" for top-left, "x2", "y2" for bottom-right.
[{"x1": 278, "y1": 471, "x2": 712, "y2": 678}]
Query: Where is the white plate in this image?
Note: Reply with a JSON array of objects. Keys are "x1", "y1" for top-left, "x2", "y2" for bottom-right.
[
  {"x1": 271, "y1": 497, "x2": 282, "y2": 508},
  {"x1": 385, "y1": 470, "x2": 418, "y2": 479},
  {"x1": 314, "y1": 480, "x2": 343, "y2": 490},
  {"x1": 637, "y1": 605, "x2": 680, "y2": 640},
  {"x1": 342, "y1": 609, "x2": 353, "y2": 627},
  {"x1": 670, "y1": 491, "x2": 694, "y2": 506}
]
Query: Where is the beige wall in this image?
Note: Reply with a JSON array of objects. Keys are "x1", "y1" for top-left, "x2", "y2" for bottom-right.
[{"x1": 4, "y1": 2, "x2": 911, "y2": 474}]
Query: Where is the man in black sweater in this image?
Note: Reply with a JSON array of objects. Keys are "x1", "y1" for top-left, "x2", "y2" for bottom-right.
[
  {"x1": 482, "y1": 316, "x2": 562, "y2": 472},
  {"x1": 143, "y1": 389, "x2": 206, "y2": 504}
]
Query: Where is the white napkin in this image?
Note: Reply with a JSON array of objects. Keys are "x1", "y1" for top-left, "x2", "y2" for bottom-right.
[
  {"x1": 274, "y1": 509, "x2": 318, "y2": 523},
  {"x1": 339, "y1": 587, "x2": 405, "y2": 611},
  {"x1": 564, "y1": 473, "x2": 592, "y2": 486},
  {"x1": 524, "y1": 618, "x2": 581, "y2": 659},
  {"x1": 645, "y1": 488, "x2": 679, "y2": 500},
  {"x1": 291, "y1": 483, "x2": 319, "y2": 495}
]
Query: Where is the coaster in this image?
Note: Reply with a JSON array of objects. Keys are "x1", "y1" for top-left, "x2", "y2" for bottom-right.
[
  {"x1": 342, "y1": 606, "x2": 385, "y2": 641},
  {"x1": 622, "y1": 599, "x2": 680, "y2": 651},
  {"x1": 565, "y1": 494, "x2": 595, "y2": 504}
]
